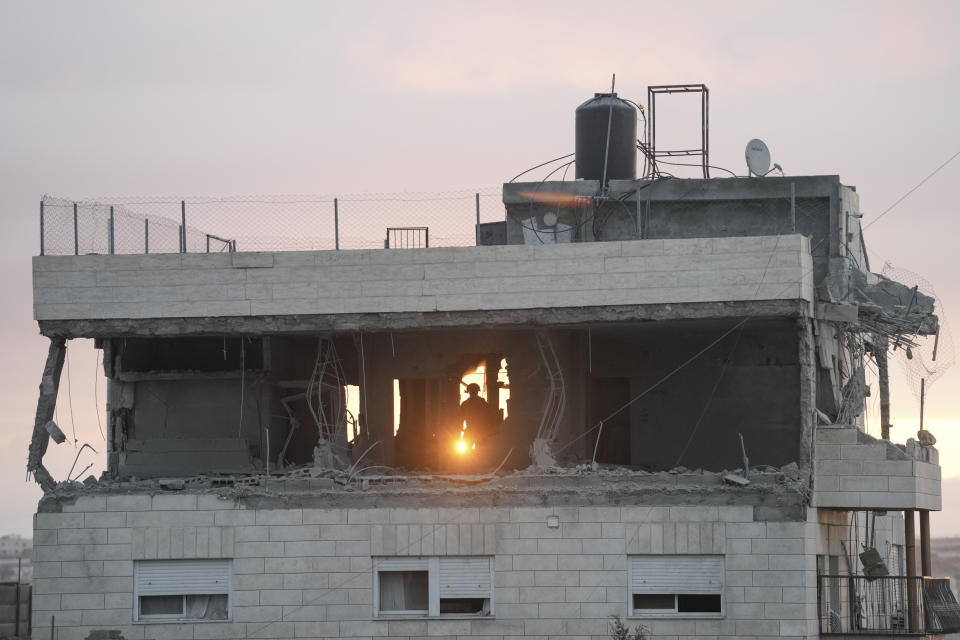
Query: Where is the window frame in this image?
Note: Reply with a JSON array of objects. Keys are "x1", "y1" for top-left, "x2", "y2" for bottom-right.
[
  {"x1": 373, "y1": 556, "x2": 494, "y2": 618},
  {"x1": 133, "y1": 559, "x2": 232, "y2": 623},
  {"x1": 627, "y1": 554, "x2": 725, "y2": 619}
]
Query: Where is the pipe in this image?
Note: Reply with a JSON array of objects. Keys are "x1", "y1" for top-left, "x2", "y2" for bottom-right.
[
  {"x1": 905, "y1": 509, "x2": 918, "y2": 631},
  {"x1": 920, "y1": 510, "x2": 932, "y2": 576},
  {"x1": 876, "y1": 335, "x2": 891, "y2": 439}
]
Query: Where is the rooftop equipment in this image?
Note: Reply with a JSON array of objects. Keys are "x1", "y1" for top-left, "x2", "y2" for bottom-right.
[{"x1": 575, "y1": 92, "x2": 637, "y2": 182}]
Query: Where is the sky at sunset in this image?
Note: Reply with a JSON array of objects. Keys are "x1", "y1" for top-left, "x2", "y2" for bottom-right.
[{"x1": 1, "y1": 1, "x2": 958, "y2": 537}]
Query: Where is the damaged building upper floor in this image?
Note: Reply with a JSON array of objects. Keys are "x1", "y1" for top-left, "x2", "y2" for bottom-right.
[{"x1": 27, "y1": 174, "x2": 939, "y2": 490}]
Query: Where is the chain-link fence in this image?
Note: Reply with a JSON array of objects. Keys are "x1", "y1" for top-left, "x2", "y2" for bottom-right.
[
  {"x1": 39, "y1": 189, "x2": 505, "y2": 256},
  {"x1": 881, "y1": 263, "x2": 956, "y2": 400}
]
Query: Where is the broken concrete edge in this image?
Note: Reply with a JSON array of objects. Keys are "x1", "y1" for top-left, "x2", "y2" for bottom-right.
[
  {"x1": 38, "y1": 467, "x2": 810, "y2": 520},
  {"x1": 27, "y1": 336, "x2": 66, "y2": 492},
  {"x1": 797, "y1": 317, "x2": 817, "y2": 488},
  {"x1": 37, "y1": 461, "x2": 810, "y2": 511},
  {"x1": 35, "y1": 300, "x2": 810, "y2": 339}
]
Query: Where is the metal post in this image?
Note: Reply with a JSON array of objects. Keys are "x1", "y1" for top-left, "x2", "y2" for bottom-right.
[
  {"x1": 206, "y1": 234, "x2": 210, "y2": 253},
  {"x1": 600, "y1": 73, "x2": 616, "y2": 193},
  {"x1": 334, "y1": 198, "x2": 340, "y2": 250},
  {"x1": 179, "y1": 225, "x2": 183, "y2": 253},
  {"x1": 14, "y1": 558, "x2": 21, "y2": 636},
  {"x1": 703, "y1": 86, "x2": 710, "y2": 178},
  {"x1": 920, "y1": 510, "x2": 932, "y2": 576},
  {"x1": 40, "y1": 200, "x2": 45, "y2": 256},
  {"x1": 109, "y1": 206, "x2": 115, "y2": 255},
  {"x1": 51, "y1": 614, "x2": 55, "y2": 640},
  {"x1": 790, "y1": 182, "x2": 796, "y2": 233},
  {"x1": 876, "y1": 335, "x2": 891, "y2": 440},
  {"x1": 905, "y1": 509, "x2": 918, "y2": 631},
  {"x1": 475, "y1": 192, "x2": 480, "y2": 246},
  {"x1": 144, "y1": 219, "x2": 149, "y2": 254},
  {"x1": 73, "y1": 203, "x2": 78, "y2": 256},
  {"x1": 425, "y1": 228, "x2": 429, "y2": 248},
  {"x1": 180, "y1": 200, "x2": 187, "y2": 253}
]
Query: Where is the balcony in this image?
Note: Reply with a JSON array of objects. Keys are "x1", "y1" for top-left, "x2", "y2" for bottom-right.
[
  {"x1": 818, "y1": 574, "x2": 960, "y2": 635},
  {"x1": 813, "y1": 425, "x2": 940, "y2": 511}
]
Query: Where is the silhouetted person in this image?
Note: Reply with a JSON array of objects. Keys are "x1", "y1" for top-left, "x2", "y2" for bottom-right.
[{"x1": 459, "y1": 383, "x2": 493, "y2": 441}]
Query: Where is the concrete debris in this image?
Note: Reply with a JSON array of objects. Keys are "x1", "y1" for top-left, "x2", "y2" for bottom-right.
[
  {"x1": 27, "y1": 337, "x2": 66, "y2": 493},
  {"x1": 312, "y1": 440, "x2": 347, "y2": 471},
  {"x1": 780, "y1": 461, "x2": 801, "y2": 481},
  {"x1": 917, "y1": 429, "x2": 937, "y2": 447},
  {"x1": 45, "y1": 420, "x2": 66, "y2": 444},
  {"x1": 158, "y1": 478, "x2": 186, "y2": 490},
  {"x1": 859, "y1": 547, "x2": 889, "y2": 579},
  {"x1": 82, "y1": 475, "x2": 98, "y2": 487},
  {"x1": 529, "y1": 438, "x2": 558, "y2": 469},
  {"x1": 37, "y1": 458, "x2": 811, "y2": 506}
]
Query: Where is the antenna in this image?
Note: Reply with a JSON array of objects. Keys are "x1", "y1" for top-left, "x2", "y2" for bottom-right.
[
  {"x1": 745, "y1": 138, "x2": 772, "y2": 177},
  {"x1": 600, "y1": 73, "x2": 616, "y2": 194}
]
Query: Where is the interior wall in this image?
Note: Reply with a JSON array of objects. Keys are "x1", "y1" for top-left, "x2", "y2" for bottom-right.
[
  {"x1": 108, "y1": 319, "x2": 803, "y2": 477},
  {"x1": 588, "y1": 318, "x2": 802, "y2": 471}
]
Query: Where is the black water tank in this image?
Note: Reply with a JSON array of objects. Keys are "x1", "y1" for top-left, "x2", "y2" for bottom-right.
[{"x1": 575, "y1": 93, "x2": 637, "y2": 181}]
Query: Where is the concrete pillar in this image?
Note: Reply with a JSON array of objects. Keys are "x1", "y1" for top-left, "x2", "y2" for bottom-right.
[
  {"x1": 905, "y1": 509, "x2": 918, "y2": 631},
  {"x1": 875, "y1": 335, "x2": 892, "y2": 440},
  {"x1": 357, "y1": 335, "x2": 395, "y2": 466},
  {"x1": 920, "y1": 510, "x2": 932, "y2": 577}
]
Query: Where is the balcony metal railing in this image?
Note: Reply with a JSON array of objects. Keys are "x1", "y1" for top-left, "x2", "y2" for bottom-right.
[{"x1": 818, "y1": 574, "x2": 960, "y2": 635}]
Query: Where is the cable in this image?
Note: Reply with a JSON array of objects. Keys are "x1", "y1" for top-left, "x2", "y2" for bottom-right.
[
  {"x1": 555, "y1": 317, "x2": 751, "y2": 456},
  {"x1": 646, "y1": 156, "x2": 740, "y2": 178},
  {"x1": 863, "y1": 149, "x2": 960, "y2": 230},
  {"x1": 672, "y1": 231, "x2": 792, "y2": 465},
  {"x1": 673, "y1": 327, "x2": 746, "y2": 467},
  {"x1": 508, "y1": 152, "x2": 576, "y2": 183},
  {"x1": 561, "y1": 232, "x2": 828, "y2": 459}
]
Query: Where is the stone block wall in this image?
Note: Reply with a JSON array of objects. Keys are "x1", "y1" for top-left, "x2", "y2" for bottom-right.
[
  {"x1": 812, "y1": 425, "x2": 941, "y2": 510},
  {"x1": 33, "y1": 235, "x2": 813, "y2": 322},
  {"x1": 31, "y1": 494, "x2": 822, "y2": 640}
]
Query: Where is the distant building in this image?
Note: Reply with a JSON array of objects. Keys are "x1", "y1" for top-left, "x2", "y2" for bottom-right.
[{"x1": 0, "y1": 535, "x2": 31, "y2": 559}]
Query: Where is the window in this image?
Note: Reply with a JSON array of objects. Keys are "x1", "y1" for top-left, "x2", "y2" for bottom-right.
[
  {"x1": 373, "y1": 556, "x2": 493, "y2": 617},
  {"x1": 134, "y1": 559, "x2": 231, "y2": 622},
  {"x1": 629, "y1": 555, "x2": 723, "y2": 617}
]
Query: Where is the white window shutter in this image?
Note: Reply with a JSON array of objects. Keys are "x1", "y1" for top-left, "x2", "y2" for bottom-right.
[
  {"x1": 136, "y1": 560, "x2": 232, "y2": 596},
  {"x1": 438, "y1": 557, "x2": 491, "y2": 599},
  {"x1": 630, "y1": 555, "x2": 723, "y2": 594},
  {"x1": 376, "y1": 558, "x2": 430, "y2": 572}
]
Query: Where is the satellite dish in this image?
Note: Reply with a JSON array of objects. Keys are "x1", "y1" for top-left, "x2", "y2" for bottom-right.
[{"x1": 745, "y1": 138, "x2": 771, "y2": 177}]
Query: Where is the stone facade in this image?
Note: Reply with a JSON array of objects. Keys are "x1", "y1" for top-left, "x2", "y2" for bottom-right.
[
  {"x1": 32, "y1": 236, "x2": 813, "y2": 322},
  {"x1": 33, "y1": 495, "x2": 863, "y2": 640},
  {"x1": 813, "y1": 424, "x2": 941, "y2": 510}
]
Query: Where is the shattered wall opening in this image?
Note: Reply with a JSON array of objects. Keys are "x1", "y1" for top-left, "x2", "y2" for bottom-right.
[{"x1": 85, "y1": 317, "x2": 805, "y2": 481}]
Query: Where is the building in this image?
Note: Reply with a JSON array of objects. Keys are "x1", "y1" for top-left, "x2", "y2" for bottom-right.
[
  {"x1": 27, "y1": 91, "x2": 956, "y2": 639},
  {"x1": 0, "y1": 534, "x2": 32, "y2": 559}
]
